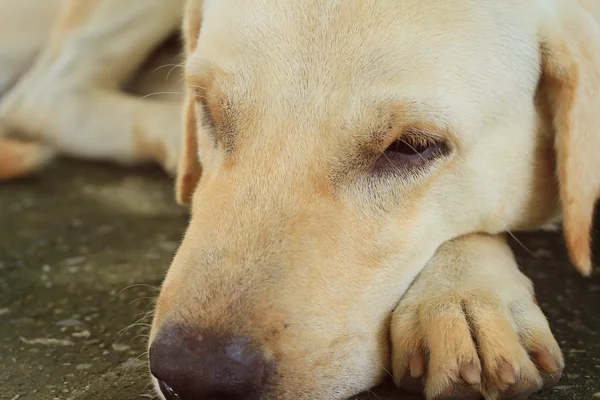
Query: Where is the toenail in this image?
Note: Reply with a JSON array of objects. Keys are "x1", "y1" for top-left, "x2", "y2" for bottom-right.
[
  {"x1": 409, "y1": 353, "x2": 426, "y2": 378},
  {"x1": 460, "y1": 362, "x2": 481, "y2": 385},
  {"x1": 532, "y1": 349, "x2": 559, "y2": 373},
  {"x1": 497, "y1": 361, "x2": 517, "y2": 385}
]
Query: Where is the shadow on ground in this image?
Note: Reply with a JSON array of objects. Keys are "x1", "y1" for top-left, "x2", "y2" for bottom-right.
[{"x1": 1, "y1": 160, "x2": 599, "y2": 400}]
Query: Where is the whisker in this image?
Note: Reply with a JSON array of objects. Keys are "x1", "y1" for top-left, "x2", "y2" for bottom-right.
[
  {"x1": 141, "y1": 381, "x2": 159, "y2": 399},
  {"x1": 127, "y1": 313, "x2": 154, "y2": 327},
  {"x1": 114, "y1": 283, "x2": 160, "y2": 300},
  {"x1": 152, "y1": 63, "x2": 184, "y2": 75},
  {"x1": 122, "y1": 351, "x2": 150, "y2": 380},
  {"x1": 140, "y1": 91, "x2": 185, "y2": 100},
  {"x1": 129, "y1": 297, "x2": 158, "y2": 306},
  {"x1": 134, "y1": 350, "x2": 150, "y2": 361},
  {"x1": 114, "y1": 322, "x2": 152, "y2": 344},
  {"x1": 495, "y1": 216, "x2": 547, "y2": 264},
  {"x1": 131, "y1": 312, "x2": 155, "y2": 324},
  {"x1": 116, "y1": 321, "x2": 152, "y2": 336},
  {"x1": 129, "y1": 334, "x2": 151, "y2": 344},
  {"x1": 367, "y1": 389, "x2": 383, "y2": 400},
  {"x1": 167, "y1": 62, "x2": 186, "y2": 80},
  {"x1": 505, "y1": 228, "x2": 546, "y2": 263},
  {"x1": 133, "y1": 309, "x2": 156, "y2": 319},
  {"x1": 125, "y1": 368, "x2": 150, "y2": 383},
  {"x1": 377, "y1": 361, "x2": 394, "y2": 381}
]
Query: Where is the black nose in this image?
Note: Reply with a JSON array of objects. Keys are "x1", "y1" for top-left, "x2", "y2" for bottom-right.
[{"x1": 149, "y1": 325, "x2": 266, "y2": 400}]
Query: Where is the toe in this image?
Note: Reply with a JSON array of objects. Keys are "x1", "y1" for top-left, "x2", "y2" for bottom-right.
[
  {"x1": 391, "y1": 305, "x2": 424, "y2": 388},
  {"x1": 419, "y1": 297, "x2": 481, "y2": 399}
]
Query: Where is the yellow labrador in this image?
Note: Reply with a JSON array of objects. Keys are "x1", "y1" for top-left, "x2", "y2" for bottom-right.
[{"x1": 1, "y1": 0, "x2": 599, "y2": 399}]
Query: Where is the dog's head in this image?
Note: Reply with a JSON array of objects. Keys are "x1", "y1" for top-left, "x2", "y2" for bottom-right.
[{"x1": 150, "y1": 1, "x2": 600, "y2": 398}]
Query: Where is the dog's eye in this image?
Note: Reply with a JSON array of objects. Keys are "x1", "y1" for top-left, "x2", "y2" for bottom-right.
[
  {"x1": 386, "y1": 137, "x2": 433, "y2": 156},
  {"x1": 372, "y1": 133, "x2": 449, "y2": 173}
]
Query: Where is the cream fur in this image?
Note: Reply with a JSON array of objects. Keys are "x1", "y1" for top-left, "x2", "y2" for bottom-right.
[{"x1": 1, "y1": 0, "x2": 598, "y2": 399}]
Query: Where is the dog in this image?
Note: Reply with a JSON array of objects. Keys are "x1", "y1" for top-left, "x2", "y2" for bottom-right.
[{"x1": 1, "y1": 0, "x2": 599, "y2": 399}]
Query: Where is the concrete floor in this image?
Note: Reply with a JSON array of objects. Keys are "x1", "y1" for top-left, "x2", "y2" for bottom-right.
[{"x1": 1, "y1": 159, "x2": 599, "y2": 400}]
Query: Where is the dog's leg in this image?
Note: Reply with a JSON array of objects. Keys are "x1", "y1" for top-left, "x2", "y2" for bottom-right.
[
  {"x1": 0, "y1": 0, "x2": 62, "y2": 95},
  {"x1": 391, "y1": 233, "x2": 564, "y2": 399},
  {"x1": 0, "y1": 0, "x2": 63, "y2": 179},
  {"x1": 0, "y1": 0, "x2": 185, "y2": 175}
]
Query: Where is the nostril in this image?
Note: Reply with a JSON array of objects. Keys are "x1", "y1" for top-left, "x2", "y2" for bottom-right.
[
  {"x1": 158, "y1": 380, "x2": 181, "y2": 400},
  {"x1": 150, "y1": 325, "x2": 267, "y2": 399}
]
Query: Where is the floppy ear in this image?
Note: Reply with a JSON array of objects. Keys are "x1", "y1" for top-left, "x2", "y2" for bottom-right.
[
  {"x1": 175, "y1": 0, "x2": 203, "y2": 205},
  {"x1": 176, "y1": 97, "x2": 202, "y2": 205},
  {"x1": 539, "y1": 1, "x2": 600, "y2": 276}
]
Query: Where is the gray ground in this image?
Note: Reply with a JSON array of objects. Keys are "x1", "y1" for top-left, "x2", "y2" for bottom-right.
[{"x1": 1, "y1": 159, "x2": 599, "y2": 400}]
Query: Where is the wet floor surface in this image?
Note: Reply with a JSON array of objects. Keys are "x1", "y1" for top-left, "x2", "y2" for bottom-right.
[{"x1": 1, "y1": 160, "x2": 599, "y2": 400}]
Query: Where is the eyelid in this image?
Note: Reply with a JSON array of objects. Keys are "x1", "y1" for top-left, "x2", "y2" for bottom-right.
[
  {"x1": 375, "y1": 123, "x2": 445, "y2": 156},
  {"x1": 187, "y1": 66, "x2": 220, "y2": 131},
  {"x1": 399, "y1": 129, "x2": 445, "y2": 147},
  {"x1": 190, "y1": 84, "x2": 236, "y2": 152},
  {"x1": 195, "y1": 95, "x2": 216, "y2": 131},
  {"x1": 399, "y1": 129, "x2": 453, "y2": 157}
]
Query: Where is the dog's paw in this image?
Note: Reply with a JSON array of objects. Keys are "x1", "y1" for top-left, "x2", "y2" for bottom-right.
[
  {"x1": 391, "y1": 288, "x2": 563, "y2": 399},
  {"x1": 0, "y1": 136, "x2": 55, "y2": 180}
]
